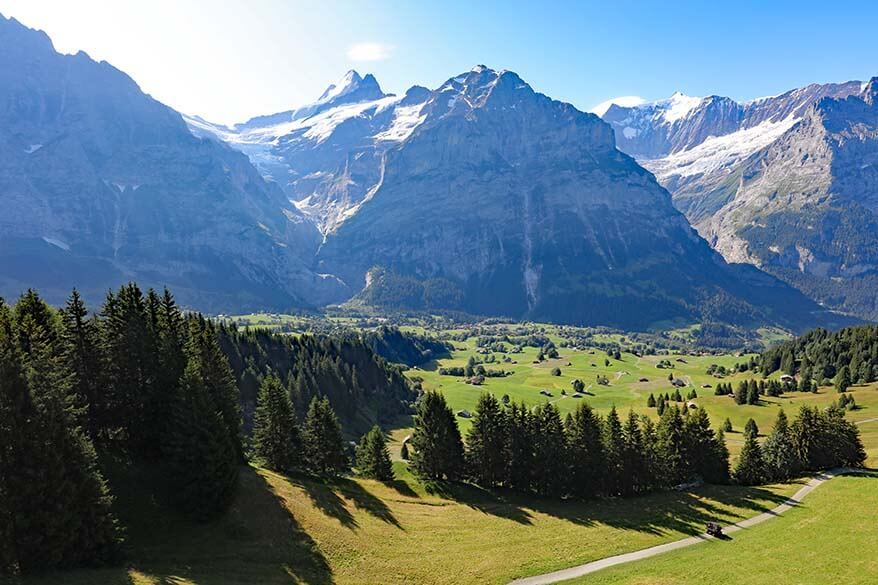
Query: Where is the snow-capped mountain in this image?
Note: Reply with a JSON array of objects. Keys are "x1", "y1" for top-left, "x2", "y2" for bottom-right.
[
  {"x1": 602, "y1": 79, "x2": 878, "y2": 319},
  {"x1": 0, "y1": 14, "x2": 340, "y2": 311},
  {"x1": 186, "y1": 70, "x2": 432, "y2": 233}
]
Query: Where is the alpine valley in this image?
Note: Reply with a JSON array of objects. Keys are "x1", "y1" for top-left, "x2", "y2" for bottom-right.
[{"x1": 0, "y1": 14, "x2": 870, "y2": 332}]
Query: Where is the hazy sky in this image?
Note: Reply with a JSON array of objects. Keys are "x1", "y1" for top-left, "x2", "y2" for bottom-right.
[{"x1": 2, "y1": 0, "x2": 876, "y2": 125}]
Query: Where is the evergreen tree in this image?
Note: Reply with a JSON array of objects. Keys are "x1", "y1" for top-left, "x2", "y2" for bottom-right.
[
  {"x1": 59, "y1": 290, "x2": 106, "y2": 440},
  {"x1": 252, "y1": 376, "x2": 301, "y2": 471},
  {"x1": 762, "y1": 410, "x2": 799, "y2": 481},
  {"x1": 465, "y1": 393, "x2": 507, "y2": 487},
  {"x1": 187, "y1": 318, "x2": 242, "y2": 460},
  {"x1": 565, "y1": 402, "x2": 605, "y2": 499},
  {"x1": 685, "y1": 407, "x2": 728, "y2": 484},
  {"x1": 656, "y1": 405, "x2": 687, "y2": 485},
  {"x1": 601, "y1": 407, "x2": 626, "y2": 495},
  {"x1": 164, "y1": 357, "x2": 239, "y2": 520},
  {"x1": 744, "y1": 418, "x2": 759, "y2": 438},
  {"x1": 722, "y1": 418, "x2": 733, "y2": 432},
  {"x1": 0, "y1": 304, "x2": 118, "y2": 572},
  {"x1": 621, "y1": 410, "x2": 648, "y2": 495},
  {"x1": 647, "y1": 393, "x2": 656, "y2": 407},
  {"x1": 355, "y1": 425, "x2": 394, "y2": 481},
  {"x1": 734, "y1": 428, "x2": 766, "y2": 486},
  {"x1": 734, "y1": 381, "x2": 748, "y2": 405},
  {"x1": 302, "y1": 396, "x2": 348, "y2": 476},
  {"x1": 400, "y1": 441, "x2": 410, "y2": 460},
  {"x1": 504, "y1": 402, "x2": 534, "y2": 492},
  {"x1": 410, "y1": 392, "x2": 464, "y2": 481},
  {"x1": 531, "y1": 403, "x2": 567, "y2": 497},
  {"x1": 835, "y1": 365, "x2": 851, "y2": 393}
]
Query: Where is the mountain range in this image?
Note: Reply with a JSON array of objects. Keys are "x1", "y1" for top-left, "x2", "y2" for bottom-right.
[
  {"x1": 0, "y1": 14, "x2": 866, "y2": 331},
  {"x1": 601, "y1": 78, "x2": 878, "y2": 319}
]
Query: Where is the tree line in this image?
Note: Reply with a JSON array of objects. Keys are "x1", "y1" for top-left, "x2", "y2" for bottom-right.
[
  {"x1": 409, "y1": 392, "x2": 730, "y2": 498},
  {"x1": 0, "y1": 284, "x2": 402, "y2": 576},
  {"x1": 408, "y1": 390, "x2": 866, "y2": 499}
]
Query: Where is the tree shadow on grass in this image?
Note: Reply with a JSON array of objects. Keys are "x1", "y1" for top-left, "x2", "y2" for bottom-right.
[
  {"x1": 67, "y1": 464, "x2": 336, "y2": 585},
  {"x1": 292, "y1": 474, "x2": 403, "y2": 530},
  {"x1": 422, "y1": 480, "x2": 535, "y2": 525}
]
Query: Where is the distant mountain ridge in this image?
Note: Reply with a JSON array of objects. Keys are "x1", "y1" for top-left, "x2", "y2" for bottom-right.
[
  {"x1": 0, "y1": 15, "x2": 855, "y2": 330},
  {"x1": 0, "y1": 14, "x2": 341, "y2": 311},
  {"x1": 601, "y1": 78, "x2": 878, "y2": 319}
]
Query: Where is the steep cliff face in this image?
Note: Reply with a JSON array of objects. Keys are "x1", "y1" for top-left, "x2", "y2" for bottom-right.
[
  {"x1": 693, "y1": 80, "x2": 878, "y2": 318},
  {"x1": 0, "y1": 15, "x2": 338, "y2": 310},
  {"x1": 313, "y1": 67, "x2": 836, "y2": 330},
  {"x1": 601, "y1": 78, "x2": 878, "y2": 319}
]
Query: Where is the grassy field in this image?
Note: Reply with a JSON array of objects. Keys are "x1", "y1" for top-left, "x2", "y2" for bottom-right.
[
  {"x1": 563, "y1": 472, "x2": 878, "y2": 585},
  {"x1": 410, "y1": 339, "x2": 878, "y2": 465},
  {"x1": 17, "y1": 463, "x2": 805, "y2": 585}
]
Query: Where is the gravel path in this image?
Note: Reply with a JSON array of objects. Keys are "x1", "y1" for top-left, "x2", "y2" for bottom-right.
[{"x1": 509, "y1": 468, "x2": 859, "y2": 585}]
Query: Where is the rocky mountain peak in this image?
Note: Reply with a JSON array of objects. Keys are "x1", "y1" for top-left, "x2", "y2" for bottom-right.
[
  {"x1": 317, "y1": 70, "x2": 384, "y2": 103},
  {"x1": 863, "y1": 77, "x2": 878, "y2": 105}
]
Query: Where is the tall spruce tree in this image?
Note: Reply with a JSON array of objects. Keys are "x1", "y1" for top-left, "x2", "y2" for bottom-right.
[
  {"x1": 187, "y1": 318, "x2": 242, "y2": 461},
  {"x1": 465, "y1": 393, "x2": 507, "y2": 487},
  {"x1": 0, "y1": 302, "x2": 118, "y2": 573},
  {"x1": 409, "y1": 391, "x2": 464, "y2": 481},
  {"x1": 302, "y1": 397, "x2": 348, "y2": 476},
  {"x1": 656, "y1": 405, "x2": 687, "y2": 485},
  {"x1": 531, "y1": 403, "x2": 567, "y2": 497},
  {"x1": 621, "y1": 410, "x2": 648, "y2": 496},
  {"x1": 252, "y1": 376, "x2": 301, "y2": 471},
  {"x1": 164, "y1": 356, "x2": 239, "y2": 521},
  {"x1": 565, "y1": 402, "x2": 605, "y2": 499},
  {"x1": 59, "y1": 290, "x2": 106, "y2": 439},
  {"x1": 355, "y1": 425, "x2": 394, "y2": 481},
  {"x1": 601, "y1": 407, "x2": 626, "y2": 496},
  {"x1": 762, "y1": 410, "x2": 799, "y2": 481},
  {"x1": 734, "y1": 428, "x2": 766, "y2": 486},
  {"x1": 503, "y1": 401, "x2": 535, "y2": 492}
]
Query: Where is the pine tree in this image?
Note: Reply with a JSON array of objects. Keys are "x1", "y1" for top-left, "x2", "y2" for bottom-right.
[
  {"x1": 602, "y1": 407, "x2": 626, "y2": 495},
  {"x1": 734, "y1": 428, "x2": 766, "y2": 486},
  {"x1": 302, "y1": 397, "x2": 348, "y2": 476},
  {"x1": 164, "y1": 357, "x2": 239, "y2": 521},
  {"x1": 722, "y1": 418, "x2": 733, "y2": 433},
  {"x1": 835, "y1": 365, "x2": 851, "y2": 393},
  {"x1": 734, "y1": 381, "x2": 748, "y2": 405},
  {"x1": 503, "y1": 402, "x2": 534, "y2": 492},
  {"x1": 656, "y1": 405, "x2": 687, "y2": 485},
  {"x1": 762, "y1": 410, "x2": 799, "y2": 481},
  {"x1": 647, "y1": 393, "x2": 656, "y2": 407},
  {"x1": 355, "y1": 425, "x2": 394, "y2": 481},
  {"x1": 410, "y1": 392, "x2": 464, "y2": 481},
  {"x1": 621, "y1": 410, "x2": 648, "y2": 495},
  {"x1": 565, "y1": 402, "x2": 605, "y2": 499},
  {"x1": 59, "y1": 290, "x2": 106, "y2": 440},
  {"x1": 187, "y1": 318, "x2": 242, "y2": 460},
  {"x1": 0, "y1": 304, "x2": 119, "y2": 572},
  {"x1": 531, "y1": 403, "x2": 567, "y2": 497},
  {"x1": 252, "y1": 376, "x2": 301, "y2": 471},
  {"x1": 465, "y1": 393, "x2": 507, "y2": 487},
  {"x1": 400, "y1": 441, "x2": 410, "y2": 460},
  {"x1": 744, "y1": 418, "x2": 759, "y2": 438}
]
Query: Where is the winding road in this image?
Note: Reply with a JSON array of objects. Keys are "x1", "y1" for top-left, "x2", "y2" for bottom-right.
[{"x1": 509, "y1": 467, "x2": 864, "y2": 585}]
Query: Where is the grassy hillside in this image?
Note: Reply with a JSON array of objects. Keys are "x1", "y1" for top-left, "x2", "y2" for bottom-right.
[
  {"x1": 411, "y1": 338, "x2": 878, "y2": 465},
  {"x1": 17, "y1": 462, "x2": 805, "y2": 585},
  {"x1": 565, "y1": 472, "x2": 878, "y2": 585}
]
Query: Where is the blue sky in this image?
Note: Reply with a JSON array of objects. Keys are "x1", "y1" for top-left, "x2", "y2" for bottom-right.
[{"x1": 1, "y1": 0, "x2": 876, "y2": 125}]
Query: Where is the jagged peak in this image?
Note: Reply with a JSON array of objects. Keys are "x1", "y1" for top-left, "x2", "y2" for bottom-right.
[
  {"x1": 317, "y1": 69, "x2": 383, "y2": 103},
  {"x1": 863, "y1": 76, "x2": 878, "y2": 105}
]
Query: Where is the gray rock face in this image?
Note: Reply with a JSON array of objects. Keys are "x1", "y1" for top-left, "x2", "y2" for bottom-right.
[
  {"x1": 0, "y1": 15, "x2": 340, "y2": 311},
  {"x1": 310, "y1": 67, "x2": 838, "y2": 330},
  {"x1": 605, "y1": 78, "x2": 878, "y2": 319}
]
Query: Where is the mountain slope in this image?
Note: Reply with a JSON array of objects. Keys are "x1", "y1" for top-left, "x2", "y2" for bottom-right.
[
  {"x1": 186, "y1": 71, "x2": 431, "y2": 233},
  {"x1": 307, "y1": 67, "x2": 842, "y2": 330},
  {"x1": 603, "y1": 79, "x2": 878, "y2": 319},
  {"x1": 0, "y1": 15, "x2": 339, "y2": 310}
]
